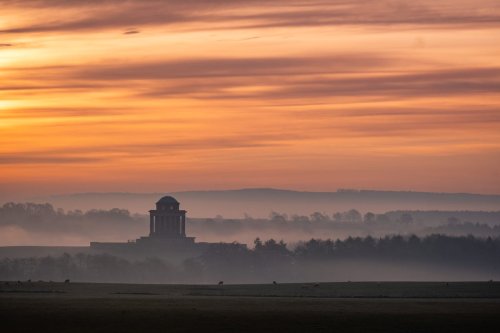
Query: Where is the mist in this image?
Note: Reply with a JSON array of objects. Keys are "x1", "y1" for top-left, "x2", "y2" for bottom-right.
[
  {"x1": 1, "y1": 235, "x2": 499, "y2": 284},
  {"x1": 32, "y1": 189, "x2": 500, "y2": 218},
  {"x1": 2, "y1": 202, "x2": 500, "y2": 247},
  {"x1": 2, "y1": 201, "x2": 500, "y2": 283}
]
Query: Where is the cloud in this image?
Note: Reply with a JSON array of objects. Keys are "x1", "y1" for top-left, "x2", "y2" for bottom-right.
[
  {"x1": 0, "y1": 107, "x2": 133, "y2": 119},
  {"x1": 75, "y1": 55, "x2": 389, "y2": 80},
  {"x1": 86, "y1": 60, "x2": 498, "y2": 101},
  {"x1": 1, "y1": 0, "x2": 499, "y2": 35},
  {"x1": 0, "y1": 54, "x2": 390, "y2": 98},
  {"x1": 0, "y1": 131, "x2": 299, "y2": 166},
  {"x1": 0, "y1": 154, "x2": 106, "y2": 164},
  {"x1": 0, "y1": 43, "x2": 13, "y2": 47},
  {"x1": 258, "y1": 67, "x2": 500, "y2": 100},
  {"x1": 123, "y1": 29, "x2": 140, "y2": 35},
  {"x1": 4, "y1": 55, "x2": 500, "y2": 103}
]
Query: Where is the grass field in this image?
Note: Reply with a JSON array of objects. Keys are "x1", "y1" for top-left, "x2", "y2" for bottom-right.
[{"x1": 1, "y1": 281, "x2": 500, "y2": 332}]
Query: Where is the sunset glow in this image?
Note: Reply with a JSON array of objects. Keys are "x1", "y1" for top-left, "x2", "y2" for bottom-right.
[{"x1": 1, "y1": 0, "x2": 500, "y2": 199}]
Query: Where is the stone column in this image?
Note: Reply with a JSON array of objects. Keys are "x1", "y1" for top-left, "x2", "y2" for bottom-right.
[
  {"x1": 149, "y1": 214, "x2": 154, "y2": 236},
  {"x1": 181, "y1": 214, "x2": 186, "y2": 236},
  {"x1": 178, "y1": 216, "x2": 182, "y2": 236},
  {"x1": 169, "y1": 216, "x2": 173, "y2": 236}
]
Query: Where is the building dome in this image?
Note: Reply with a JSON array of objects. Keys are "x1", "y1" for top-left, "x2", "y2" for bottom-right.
[{"x1": 156, "y1": 196, "x2": 179, "y2": 205}]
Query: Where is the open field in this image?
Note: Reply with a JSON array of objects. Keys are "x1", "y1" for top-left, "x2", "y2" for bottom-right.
[{"x1": 2, "y1": 282, "x2": 500, "y2": 332}]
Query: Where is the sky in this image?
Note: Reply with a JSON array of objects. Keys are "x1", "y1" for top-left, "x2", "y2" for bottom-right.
[{"x1": 1, "y1": 0, "x2": 500, "y2": 200}]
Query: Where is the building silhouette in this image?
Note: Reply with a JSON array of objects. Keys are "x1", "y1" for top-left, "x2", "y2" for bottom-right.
[
  {"x1": 135, "y1": 196, "x2": 196, "y2": 246},
  {"x1": 149, "y1": 196, "x2": 187, "y2": 238},
  {"x1": 90, "y1": 195, "x2": 245, "y2": 258}
]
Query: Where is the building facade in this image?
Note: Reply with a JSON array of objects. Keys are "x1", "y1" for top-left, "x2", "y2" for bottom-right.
[{"x1": 149, "y1": 196, "x2": 186, "y2": 238}]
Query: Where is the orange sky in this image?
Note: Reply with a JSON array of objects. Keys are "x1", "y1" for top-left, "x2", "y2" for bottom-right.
[{"x1": 1, "y1": 0, "x2": 500, "y2": 199}]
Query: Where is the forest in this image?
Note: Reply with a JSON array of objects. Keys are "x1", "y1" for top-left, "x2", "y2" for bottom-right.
[{"x1": 1, "y1": 235, "x2": 499, "y2": 283}]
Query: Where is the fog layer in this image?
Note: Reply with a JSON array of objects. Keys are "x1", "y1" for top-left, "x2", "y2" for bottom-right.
[
  {"x1": 1, "y1": 235, "x2": 499, "y2": 283},
  {"x1": 36, "y1": 189, "x2": 500, "y2": 218},
  {"x1": 1, "y1": 202, "x2": 499, "y2": 246}
]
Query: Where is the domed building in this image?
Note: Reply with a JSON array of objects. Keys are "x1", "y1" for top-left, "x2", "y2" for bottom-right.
[
  {"x1": 90, "y1": 195, "x2": 246, "y2": 258},
  {"x1": 91, "y1": 195, "x2": 198, "y2": 257},
  {"x1": 148, "y1": 196, "x2": 187, "y2": 238}
]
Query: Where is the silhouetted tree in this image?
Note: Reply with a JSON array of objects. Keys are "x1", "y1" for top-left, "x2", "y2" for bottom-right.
[{"x1": 364, "y1": 212, "x2": 376, "y2": 224}]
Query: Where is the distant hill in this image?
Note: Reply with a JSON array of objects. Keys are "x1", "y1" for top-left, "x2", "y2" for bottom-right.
[{"x1": 26, "y1": 188, "x2": 500, "y2": 218}]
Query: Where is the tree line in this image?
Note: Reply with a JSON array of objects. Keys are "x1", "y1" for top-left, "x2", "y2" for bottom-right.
[
  {"x1": 1, "y1": 234, "x2": 499, "y2": 283},
  {"x1": 2, "y1": 202, "x2": 500, "y2": 243}
]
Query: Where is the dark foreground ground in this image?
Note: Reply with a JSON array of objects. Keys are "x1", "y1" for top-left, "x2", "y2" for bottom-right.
[{"x1": 1, "y1": 282, "x2": 500, "y2": 333}]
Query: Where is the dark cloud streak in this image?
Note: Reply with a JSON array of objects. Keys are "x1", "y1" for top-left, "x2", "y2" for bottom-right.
[
  {"x1": 0, "y1": 133, "x2": 293, "y2": 166},
  {"x1": 1, "y1": 0, "x2": 499, "y2": 34},
  {"x1": 123, "y1": 29, "x2": 140, "y2": 35},
  {"x1": 0, "y1": 155, "x2": 107, "y2": 165},
  {"x1": 76, "y1": 56, "x2": 389, "y2": 80},
  {"x1": 134, "y1": 64, "x2": 500, "y2": 101},
  {"x1": 4, "y1": 56, "x2": 500, "y2": 102}
]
